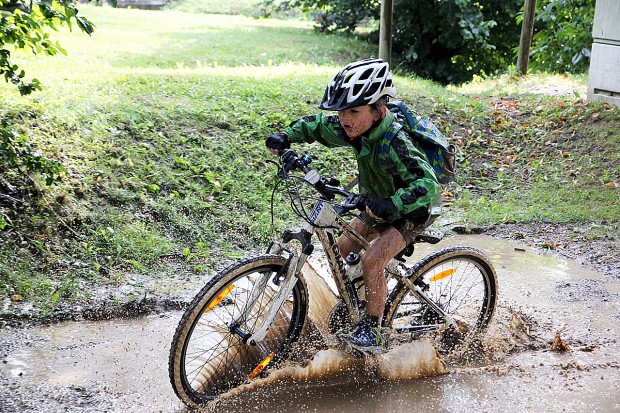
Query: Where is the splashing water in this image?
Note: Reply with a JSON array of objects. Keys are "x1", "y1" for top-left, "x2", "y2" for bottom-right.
[
  {"x1": 3, "y1": 236, "x2": 617, "y2": 413},
  {"x1": 216, "y1": 258, "x2": 448, "y2": 402}
]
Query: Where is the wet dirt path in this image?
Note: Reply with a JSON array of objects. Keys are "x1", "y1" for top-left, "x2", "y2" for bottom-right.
[{"x1": 1, "y1": 235, "x2": 618, "y2": 413}]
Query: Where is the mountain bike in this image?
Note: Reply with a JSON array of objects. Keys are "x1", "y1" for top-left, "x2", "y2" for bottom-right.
[{"x1": 168, "y1": 149, "x2": 498, "y2": 406}]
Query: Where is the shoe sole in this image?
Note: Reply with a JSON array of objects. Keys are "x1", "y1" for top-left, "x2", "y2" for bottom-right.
[{"x1": 339, "y1": 338, "x2": 387, "y2": 357}]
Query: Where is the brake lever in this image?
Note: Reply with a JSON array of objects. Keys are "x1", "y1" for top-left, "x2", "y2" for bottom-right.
[
  {"x1": 277, "y1": 149, "x2": 297, "y2": 178},
  {"x1": 341, "y1": 194, "x2": 368, "y2": 211}
]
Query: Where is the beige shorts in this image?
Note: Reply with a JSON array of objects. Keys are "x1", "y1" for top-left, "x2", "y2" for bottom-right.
[{"x1": 361, "y1": 212, "x2": 427, "y2": 244}]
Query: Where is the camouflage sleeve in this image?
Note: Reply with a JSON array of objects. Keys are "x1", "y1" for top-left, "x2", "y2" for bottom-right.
[
  {"x1": 284, "y1": 113, "x2": 349, "y2": 148},
  {"x1": 388, "y1": 131, "x2": 442, "y2": 218}
]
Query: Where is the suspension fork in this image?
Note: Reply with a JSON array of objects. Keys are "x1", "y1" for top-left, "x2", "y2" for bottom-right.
[{"x1": 232, "y1": 230, "x2": 313, "y2": 345}]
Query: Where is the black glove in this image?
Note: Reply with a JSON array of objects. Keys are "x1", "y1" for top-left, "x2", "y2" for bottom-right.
[
  {"x1": 366, "y1": 198, "x2": 397, "y2": 222},
  {"x1": 265, "y1": 132, "x2": 290, "y2": 153}
]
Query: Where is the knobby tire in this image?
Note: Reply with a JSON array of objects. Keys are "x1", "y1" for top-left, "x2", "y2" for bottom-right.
[
  {"x1": 384, "y1": 246, "x2": 498, "y2": 353},
  {"x1": 168, "y1": 255, "x2": 308, "y2": 406}
]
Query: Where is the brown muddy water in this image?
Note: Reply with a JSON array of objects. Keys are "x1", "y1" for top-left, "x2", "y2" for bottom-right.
[{"x1": 1, "y1": 235, "x2": 619, "y2": 413}]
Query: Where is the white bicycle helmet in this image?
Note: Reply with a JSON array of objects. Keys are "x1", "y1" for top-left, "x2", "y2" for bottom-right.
[{"x1": 319, "y1": 58, "x2": 397, "y2": 111}]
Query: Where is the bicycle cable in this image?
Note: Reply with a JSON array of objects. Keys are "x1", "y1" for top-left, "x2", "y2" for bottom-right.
[{"x1": 269, "y1": 167, "x2": 356, "y2": 233}]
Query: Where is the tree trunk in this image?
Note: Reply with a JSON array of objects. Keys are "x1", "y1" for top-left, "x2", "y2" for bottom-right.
[
  {"x1": 517, "y1": 0, "x2": 537, "y2": 75},
  {"x1": 379, "y1": 0, "x2": 393, "y2": 66}
]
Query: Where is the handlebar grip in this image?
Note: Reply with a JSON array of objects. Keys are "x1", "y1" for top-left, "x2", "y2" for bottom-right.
[
  {"x1": 340, "y1": 193, "x2": 368, "y2": 211},
  {"x1": 279, "y1": 149, "x2": 312, "y2": 175}
]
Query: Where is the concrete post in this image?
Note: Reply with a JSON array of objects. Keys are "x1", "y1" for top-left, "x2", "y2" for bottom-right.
[{"x1": 588, "y1": 0, "x2": 620, "y2": 107}]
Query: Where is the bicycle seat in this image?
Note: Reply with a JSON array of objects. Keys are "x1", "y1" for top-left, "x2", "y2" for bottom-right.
[
  {"x1": 414, "y1": 227, "x2": 444, "y2": 244},
  {"x1": 394, "y1": 243, "x2": 415, "y2": 262},
  {"x1": 394, "y1": 228, "x2": 444, "y2": 262}
]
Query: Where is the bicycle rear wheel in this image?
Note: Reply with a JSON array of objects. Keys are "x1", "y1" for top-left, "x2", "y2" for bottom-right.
[
  {"x1": 168, "y1": 255, "x2": 308, "y2": 406},
  {"x1": 384, "y1": 246, "x2": 497, "y2": 353}
]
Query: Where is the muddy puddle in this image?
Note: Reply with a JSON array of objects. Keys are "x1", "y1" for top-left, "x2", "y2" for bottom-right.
[{"x1": 1, "y1": 235, "x2": 619, "y2": 413}]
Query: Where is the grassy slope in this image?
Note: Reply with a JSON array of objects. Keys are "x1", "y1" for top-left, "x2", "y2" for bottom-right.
[
  {"x1": 0, "y1": 5, "x2": 618, "y2": 319},
  {"x1": 449, "y1": 75, "x2": 619, "y2": 225}
]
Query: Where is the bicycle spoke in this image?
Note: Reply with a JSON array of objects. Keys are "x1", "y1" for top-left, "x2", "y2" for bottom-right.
[
  {"x1": 385, "y1": 247, "x2": 497, "y2": 353},
  {"x1": 170, "y1": 256, "x2": 308, "y2": 404}
]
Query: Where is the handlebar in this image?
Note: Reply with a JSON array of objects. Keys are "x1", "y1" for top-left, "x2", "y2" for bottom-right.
[
  {"x1": 279, "y1": 149, "x2": 312, "y2": 176},
  {"x1": 278, "y1": 149, "x2": 367, "y2": 214}
]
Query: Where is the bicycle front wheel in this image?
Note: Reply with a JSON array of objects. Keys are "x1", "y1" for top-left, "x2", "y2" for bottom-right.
[
  {"x1": 384, "y1": 246, "x2": 497, "y2": 353},
  {"x1": 168, "y1": 255, "x2": 308, "y2": 406}
]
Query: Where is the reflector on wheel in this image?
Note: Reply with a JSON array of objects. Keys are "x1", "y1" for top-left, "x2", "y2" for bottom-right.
[
  {"x1": 205, "y1": 285, "x2": 234, "y2": 312},
  {"x1": 429, "y1": 268, "x2": 456, "y2": 282}
]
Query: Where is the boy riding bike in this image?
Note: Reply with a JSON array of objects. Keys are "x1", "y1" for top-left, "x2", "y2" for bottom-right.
[{"x1": 266, "y1": 58, "x2": 442, "y2": 354}]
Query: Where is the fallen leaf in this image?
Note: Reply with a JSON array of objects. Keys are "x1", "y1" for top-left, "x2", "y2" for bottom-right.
[{"x1": 551, "y1": 331, "x2": 570, "y2": 352}]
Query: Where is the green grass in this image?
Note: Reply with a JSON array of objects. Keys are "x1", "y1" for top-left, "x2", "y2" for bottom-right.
[
  {"x1": 446, "y1": 74, "x2": 619, "y2": 225},
  {"x1": 0, "y1": 5, "x2": 376, "y2": 313},
  {"x1": 0, "y1": 4, "x2": 618, "y2": 317},
  {"x1": 164, "y1": 0, "x2": 265, "y2": 16}
]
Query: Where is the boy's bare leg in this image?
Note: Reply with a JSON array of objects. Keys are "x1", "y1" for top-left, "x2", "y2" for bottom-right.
[
  {"x1": 362, "y1": 226, "x2": 406, "y2": 318},
  {"x1": 337, "y1": 217, "x2": 377, "y2": 258},
  {"x1": 337, "y1": 218, "x2": 406, "y2": 319}
]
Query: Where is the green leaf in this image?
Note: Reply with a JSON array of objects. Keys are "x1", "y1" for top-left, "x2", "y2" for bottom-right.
[{"x1": 76, "y1": 16, "x2": 95, "y2": 35}]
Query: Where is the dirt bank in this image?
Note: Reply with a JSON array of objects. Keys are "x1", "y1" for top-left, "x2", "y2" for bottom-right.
[{"x1": 0, "y1": 222, "x2": 617, "y2": 328}]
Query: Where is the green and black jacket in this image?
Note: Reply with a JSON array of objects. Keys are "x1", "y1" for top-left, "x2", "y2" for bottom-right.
[{"x1": 284, "y1": 110, "x2": 441, "y2": 223}]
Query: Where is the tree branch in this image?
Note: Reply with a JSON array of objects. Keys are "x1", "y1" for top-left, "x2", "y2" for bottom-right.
[{"x1": 0, "y1": 2, "x2": 29, "y2": 13}]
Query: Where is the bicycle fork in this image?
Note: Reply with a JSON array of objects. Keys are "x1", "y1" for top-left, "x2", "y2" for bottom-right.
[{"x1": 230, "y1": 246, "x2": 307, "y2": 346}]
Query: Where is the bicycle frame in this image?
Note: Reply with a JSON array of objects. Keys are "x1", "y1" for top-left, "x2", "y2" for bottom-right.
[
  {"x1": 239, "y1": 198, "x2": 365, "y2": 344},
  {"x1": 235, "y1": 169, "x2": 455, "y2": 345}
]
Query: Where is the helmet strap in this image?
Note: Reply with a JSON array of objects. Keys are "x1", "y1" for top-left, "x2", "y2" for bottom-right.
[{"x1": 371, "y1": 103, "x2": 387, "y2": 120}]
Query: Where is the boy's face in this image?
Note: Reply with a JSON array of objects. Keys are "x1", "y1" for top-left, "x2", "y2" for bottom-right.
[{"x1": 338, "y1": 105, "x2": 381, "y2": 139}]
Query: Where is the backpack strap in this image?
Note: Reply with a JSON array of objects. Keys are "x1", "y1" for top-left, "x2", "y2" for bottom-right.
[{"x1": 378, "y1": 122, "x2": 403, "y2": 169}]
